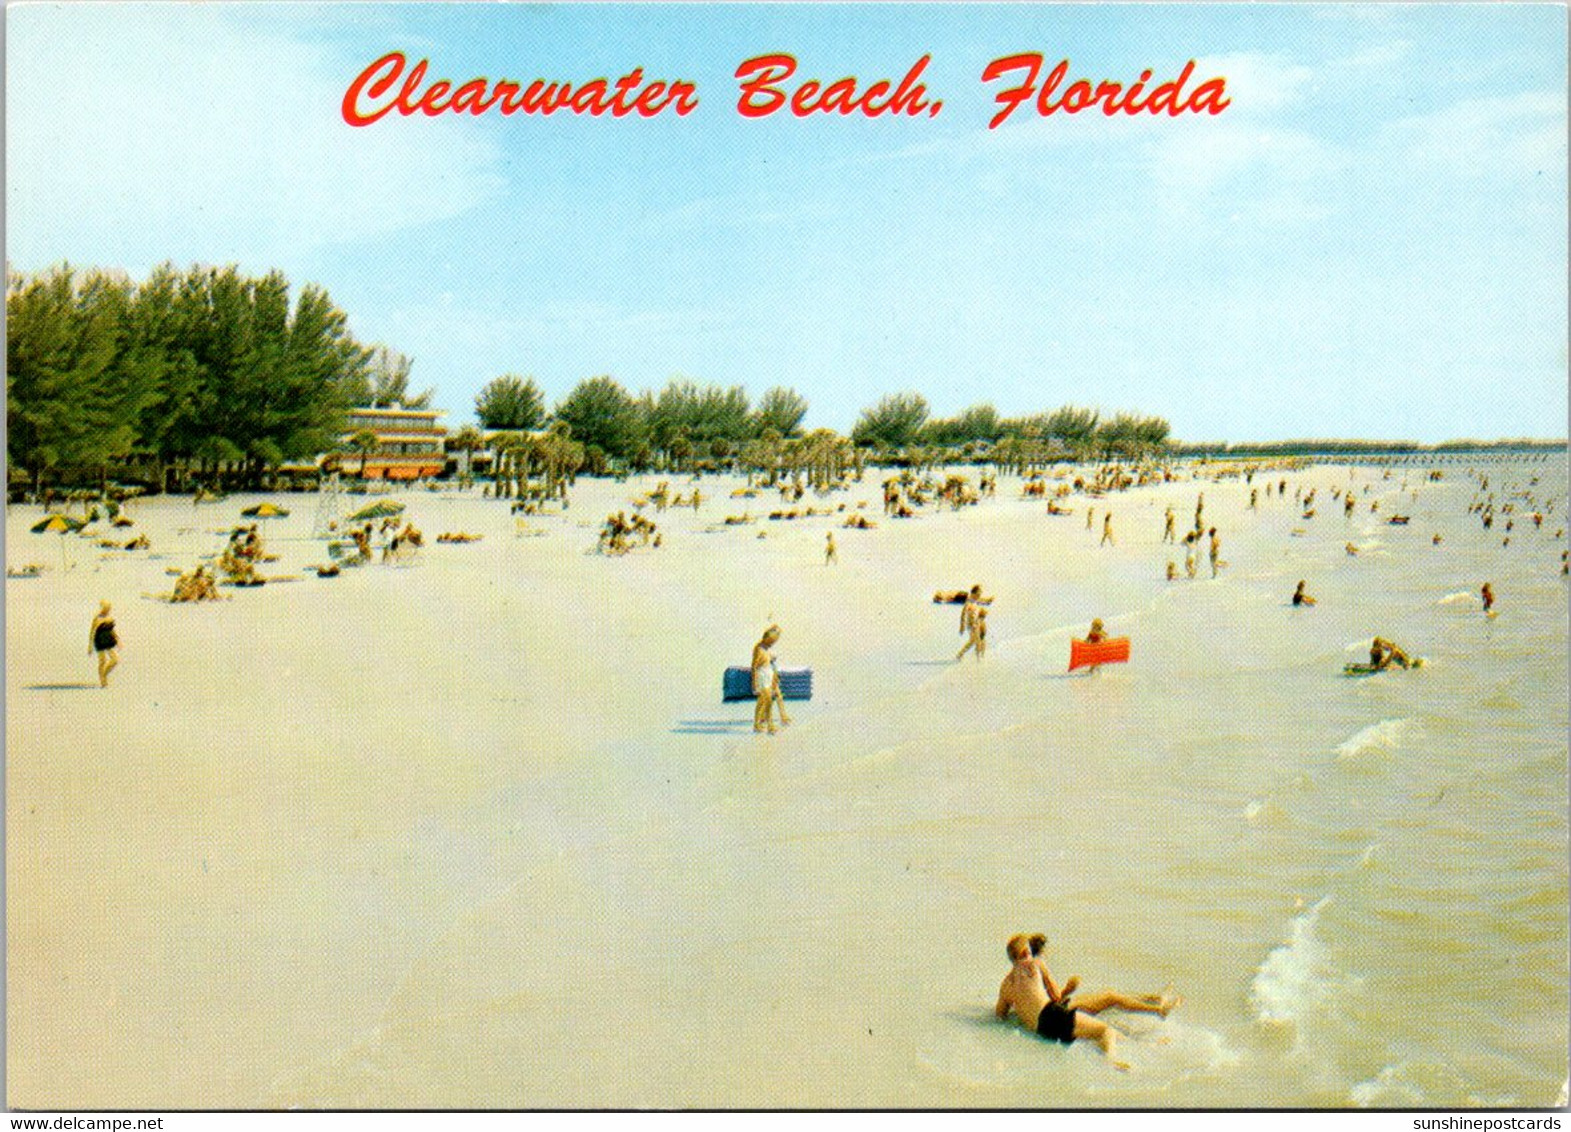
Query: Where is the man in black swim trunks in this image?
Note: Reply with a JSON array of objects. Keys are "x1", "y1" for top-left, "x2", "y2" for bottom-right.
[{"x1": 995, "y1": 934, "x2": 1128, "y2": 1070}]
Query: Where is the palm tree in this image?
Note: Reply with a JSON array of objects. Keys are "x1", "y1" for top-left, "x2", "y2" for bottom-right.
[
  {"x1": 447, "y1": 425, "x2": 485, "y2": 484},
  {"x1": 348, "y1": 429, "x2": 379, "y2": 479}
]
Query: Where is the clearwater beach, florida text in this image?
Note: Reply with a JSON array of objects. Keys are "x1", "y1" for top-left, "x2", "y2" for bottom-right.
[{"x1": 340, "y1": 51, "x2": 1232, "y2": 127}]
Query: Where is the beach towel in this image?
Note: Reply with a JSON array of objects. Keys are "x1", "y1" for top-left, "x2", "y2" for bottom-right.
[{"x1": 723, "y1": 666, "x2": 813, "y2": 702}]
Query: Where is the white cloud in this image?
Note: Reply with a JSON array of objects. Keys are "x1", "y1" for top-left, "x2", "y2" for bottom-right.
[
  {"x1": 5, "y1": 7, "x2": 506, "y2": 273},
  {"x1": 1386, "y1": 91, "x2": 1567, "y2": 176},
  {"x1": 1335, "y1": 40, "x2": 1412, "y2": 70},
  {"x1": 1151, "y1": 122, "x2": 1345, "y2": 193},
  {"x1": 1190, "y1": 52, "x2": 1316, "y2": 117}
]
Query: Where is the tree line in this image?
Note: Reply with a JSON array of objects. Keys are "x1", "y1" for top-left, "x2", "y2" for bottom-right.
[
  {"x1": 6, "y1": 264, "x2": 418, "y2": 493},
  {"x1": 7, "y1": 262, "x2": 1178, "y2": 492},
  {"x1": 475, "y1": 378, "x2": 1173, "y2": 475}
]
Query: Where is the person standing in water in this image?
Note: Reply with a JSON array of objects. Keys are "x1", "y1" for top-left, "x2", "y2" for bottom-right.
[
  {"x1": 89, "y1": 601, "x2": 118, "y2": 688},
  {"x1": 1162, "y1": 506, "x2": 1176, "y2": 543},
  {"x1": 825, "y1": 531, "x2": 837, "y2": 565},
  {"x1": 1481, "y1": 582, "x2": 1495, "y2": 615},
  {"x1": 1101, "y1": 512, "x2": 1115, "y2": 547},
  {"x1": 752, "y1": 625, "x2": 787, "y2": 733},
  {"x1": 1208, "y1": 528, "x2": 1222, "y2": 578}
]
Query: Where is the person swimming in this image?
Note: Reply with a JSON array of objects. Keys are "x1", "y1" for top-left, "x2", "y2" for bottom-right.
[{"x1": 1370, "y1": 637, "x2": 1413, "y2": 670}]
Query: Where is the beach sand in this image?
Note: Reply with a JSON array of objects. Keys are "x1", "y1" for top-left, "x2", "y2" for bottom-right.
[{"x1": 7, "y1": 462, "x2": 1567, "y2": 1107}]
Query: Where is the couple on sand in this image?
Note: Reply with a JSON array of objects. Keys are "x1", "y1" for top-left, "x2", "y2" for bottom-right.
[{"x1": 996, "y1": 933, "x2": 1180, "y2": 1070}]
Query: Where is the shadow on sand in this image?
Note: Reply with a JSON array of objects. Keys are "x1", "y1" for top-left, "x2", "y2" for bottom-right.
[
  {"x1": 25, "y1": 683, "x2": 102, "y2": 691},
  {"x1": 672, "y1": 719, "x2": 755, "y2": 735}
]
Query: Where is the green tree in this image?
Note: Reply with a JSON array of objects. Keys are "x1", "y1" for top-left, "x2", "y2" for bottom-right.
[
  {"x1": 364, "y1": 346, "x2": 433, "y2": 409},
  {"x1": 475, "y1": 374, "x2": 545, "y2": 431},
  {"x1": 553, "y1": 376, "x2": 647, "y2": 464},
  {"x1": 852, "y1": 391, "x2": 929, "y2": 450},
  {"x1": 753, "y1": 386, "x2": 809, "y2": 438},
  {"x1": 1045, "y1": 405, "x2": 1101, "y2": 461},
  {"x1": 348, "y1": 428, "x2": 379, "y2": 477}
]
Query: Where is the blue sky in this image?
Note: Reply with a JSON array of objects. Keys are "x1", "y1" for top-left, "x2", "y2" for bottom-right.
[{"x1": 7, "y1": 2, "x2": 1566, "y2": 441}]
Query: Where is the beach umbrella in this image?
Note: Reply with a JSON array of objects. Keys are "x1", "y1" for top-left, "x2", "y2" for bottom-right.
[
  {"x1": 241, "y1": 502, "x2": 291, "y2": 519},
  {"x1": 31, "y1": 514, "x2": 85, "y2": 568},
  {"x1": 347, "y1": 500, "x2": 405, "y2": 521}
]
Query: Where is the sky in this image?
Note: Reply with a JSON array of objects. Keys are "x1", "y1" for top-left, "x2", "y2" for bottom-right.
[{"x1": 6, "y1": 2, "x2": 1567, "y2": 442}]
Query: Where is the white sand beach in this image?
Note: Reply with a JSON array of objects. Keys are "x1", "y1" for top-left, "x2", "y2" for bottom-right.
[{"x1": 7, "y1": 459, "x2": 1567, "y2": 1108}]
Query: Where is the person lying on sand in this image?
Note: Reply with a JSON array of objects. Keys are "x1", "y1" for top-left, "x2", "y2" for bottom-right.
[
  {"x1": 934, "y1": 587, "x2": 994, "y2": 605},
  {"x1": 995, "y1": 934, "x2": 1179, "y2": 1071}
]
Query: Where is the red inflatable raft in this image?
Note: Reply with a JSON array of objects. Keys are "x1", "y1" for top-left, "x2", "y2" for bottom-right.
[{"x1": 1069, "y1": 636, "x2": 1130, "y2": 671}]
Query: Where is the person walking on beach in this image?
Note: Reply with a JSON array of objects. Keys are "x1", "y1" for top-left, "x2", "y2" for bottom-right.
[
  {"x1": 752, "y1": 625, "x2": 789, "y2": 733},
  {"x1": 1163, "y1": 506, "x2": 1176, "y2": 543},
  {"x1": 1101, "y1": 512, "x2": 1115, "y2": 547},
  {"x1": 1208, "y1": 528, "x2": 1222, "y2": 578},
  {"x1": 1183, "y1": 531, "x2": 1198, "y2": 578},
  {"x1": 1481, "y1": 582, "x2": 1495, "y2": 615},
  {"x1": 89, "y1": 601, "x2": 118, "y2": 688},
  {"x1": 1087, "y1": 507, "x2": 1095, "y2": 531},
  {"x1": 825, "y1": 531, "x2": 837, "y2": 565},
  {"x1": 1194, "y1": 492, "x2": 1205, "y2": 531},
  {"x1": 957, "y1": 586, "x2": 987, "y2": 661}
]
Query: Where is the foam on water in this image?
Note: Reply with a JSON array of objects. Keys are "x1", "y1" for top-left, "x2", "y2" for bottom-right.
[
  {"x1": 1248, "y1": 898, "x2": 1338, "y2": 1037},
  {"x1": 1439, "y1": 590, "x2": 1480, "y2": 607},
  {"x1": 1349, "y1": 1061, "x2": 1521, "y2": 1108},
  {"x1": 1335, "y1": 718, "x2": 1414, "y2": 760}
]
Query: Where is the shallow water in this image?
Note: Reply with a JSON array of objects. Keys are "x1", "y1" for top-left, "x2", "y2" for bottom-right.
[{"x1": 8, "y1": 456, "x2": 1567, "y2": 1107}]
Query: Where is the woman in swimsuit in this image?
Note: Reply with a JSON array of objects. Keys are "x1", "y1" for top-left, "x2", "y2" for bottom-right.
[
  {"x1": 89, "y1": 601, "x2": 118, "y2": 688},
  {"x1": 752, "y1": 625, "x2": 784, "y2": 734}
]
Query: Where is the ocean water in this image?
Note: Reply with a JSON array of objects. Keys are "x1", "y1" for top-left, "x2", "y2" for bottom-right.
[{"x1": 255, "y1": 456, "x2": 1566, "y2": 1109}]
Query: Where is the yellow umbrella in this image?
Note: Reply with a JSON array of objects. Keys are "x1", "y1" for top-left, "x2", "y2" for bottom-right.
[
  {"x1": 31, "y1": 514, "x2": 85, "y2": 567},
  {"x1": 241, "y1": 502, "x2": 290, "y2": 518}
]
